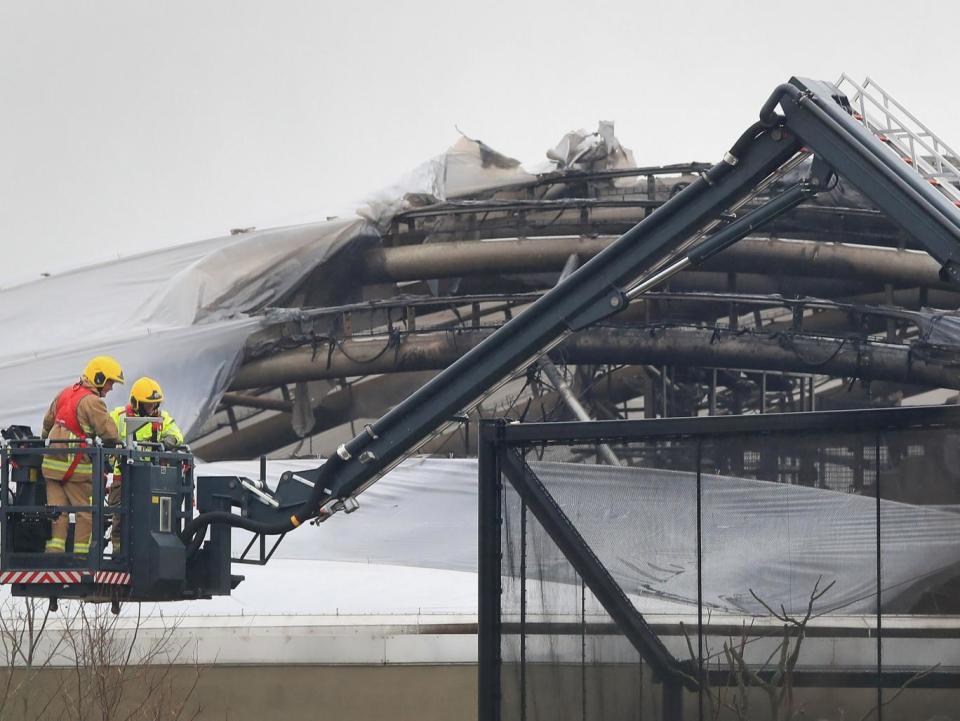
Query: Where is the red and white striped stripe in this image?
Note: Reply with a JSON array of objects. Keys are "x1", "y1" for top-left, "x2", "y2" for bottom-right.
[
  {"x1": 94, "y1": 571, "x2": 131, "y2": 585},
  {"x1": 0, "y1": 570, "x2": 132, "y2": 586},
  {"x1": 0, "y1": 570, "x2": 83, "y2": 584}
]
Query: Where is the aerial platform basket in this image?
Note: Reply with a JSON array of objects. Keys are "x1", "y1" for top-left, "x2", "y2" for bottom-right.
[{"x1": 0, "y1": 427, "x2": 242, "y2": 607}]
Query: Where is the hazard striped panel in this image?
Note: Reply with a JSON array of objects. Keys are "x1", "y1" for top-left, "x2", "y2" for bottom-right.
[
  {"x1": 93, "y1": 571, "x2": 131, "y2": 585},
  {"x1": 0, "y1": 570, "x2": 132, "y2": 586},
  {"x1": 0, "y1": 570, "x2": 83, "y2": 584}
]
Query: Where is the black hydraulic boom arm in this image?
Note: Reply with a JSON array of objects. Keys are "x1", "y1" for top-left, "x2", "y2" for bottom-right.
[{"x1": 181, "y1": 76, "x2": 960, "y2": 546}]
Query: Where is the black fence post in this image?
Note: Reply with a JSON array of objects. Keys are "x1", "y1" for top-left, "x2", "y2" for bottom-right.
[
  {"x1": 478, "y1": 419, "x2": 504, "y2": 721},
  {"x1": 696, "y1": 437, "x2": 704, "y2": 721},
  {"x1": 875, "y1": 433, "x2": 883, "y2": 720}
]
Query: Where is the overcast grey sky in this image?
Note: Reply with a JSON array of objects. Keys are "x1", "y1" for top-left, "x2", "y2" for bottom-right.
[{"x1": 2, "y1": 0, "x2": 958, "y2": 287}]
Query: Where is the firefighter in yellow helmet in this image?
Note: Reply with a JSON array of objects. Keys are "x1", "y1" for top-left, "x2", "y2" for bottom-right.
[
  {"x1": 108, "y1": 377, "x2": 184, "y2": 553},
  {"x1": 41, "y1": 356, "x2": 124, "y2": 555}
]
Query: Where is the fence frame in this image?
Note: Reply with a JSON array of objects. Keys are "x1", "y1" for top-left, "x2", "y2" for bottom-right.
[{"x1": 479, "y1": 405, "x2": 960, "y2": 721}]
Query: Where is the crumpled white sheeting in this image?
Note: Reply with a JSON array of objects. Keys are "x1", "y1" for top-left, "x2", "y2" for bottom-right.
[
  {"x1": 1, "y1": 125, "x2": 638, "y2": 441},
  {"x1": 359, "y1": 135, "x2": 536, "y2": 230},
  {"x1": 358, "y1": 125, "x2": 643, "y2": 230},
  {"x1": 198, "y1": 457, "x2": 960, "y2": 615},
  {"x1": 533, "y1": 462, "x2": 960, "y2": 615},
  {"x1": 546, "y1": 121, "x2": 638, "y2": 183},
  {"x1": 0, "y1": 218, "x2": 369, "y2": 437}
]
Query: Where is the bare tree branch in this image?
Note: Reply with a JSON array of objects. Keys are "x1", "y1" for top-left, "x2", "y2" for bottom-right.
[{"x1": 857, "y1": 663, "x2": 942, "y2": 721}]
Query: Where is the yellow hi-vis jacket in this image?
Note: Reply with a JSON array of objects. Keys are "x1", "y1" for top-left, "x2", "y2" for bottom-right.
[{"x1": 109, "y1": 405, "x2": 184, "y2": 474}]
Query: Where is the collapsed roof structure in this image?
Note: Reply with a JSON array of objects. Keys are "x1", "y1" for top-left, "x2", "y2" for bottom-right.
[{"x1": 3, "y1": 75, "x2": 960, "y2": 473}]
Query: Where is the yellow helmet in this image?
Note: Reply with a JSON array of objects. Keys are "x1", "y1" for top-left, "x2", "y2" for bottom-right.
[
  {"x1": 83, "y1": 356, "x2": 125, "y2": 389},
  {"x1": 130, "y1": 377, "x2": 164, "y2": 413}
]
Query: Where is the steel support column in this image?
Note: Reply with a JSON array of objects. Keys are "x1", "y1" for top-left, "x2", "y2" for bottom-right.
[{"x1": 478, "y1": 420, "x2": 504, "y2": 721}]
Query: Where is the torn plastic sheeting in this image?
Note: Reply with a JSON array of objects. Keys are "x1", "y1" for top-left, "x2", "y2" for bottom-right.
[
  {"x1": 914, "y1": 308, "x2": 960, "y2": 348},
  {"x1": 197, "y1": 457, "x2": 960, "y2": 615},
  {"x1": 0, "y1": 217, "x2": 371, "y2": 347},
  {"x1": 0, "y1": 318, "x2": 259, "y2": 439},
  {"x1": 133, "y1": 218, "x2": 372, "y2": 326},
  {"x1": 532, "y1": 461, "x2": 960, "y2": 615},
  {"x1": 546, "y1": 121, "x2": 638, "y2": 183},
  {"x1": 359, "y1": 124, "x2": 651, "y2": 231},
  {"x1": 0, "y1": 238, "x2": 219, "y2": 352},
  {"x1": 359, "y1": 135, "x2": 535, "y2": 230},
  {"x1": 0, "y1": 217, "x2": 375, "y2": 439}
]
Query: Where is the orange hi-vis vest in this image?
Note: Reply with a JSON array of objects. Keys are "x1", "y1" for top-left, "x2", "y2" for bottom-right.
[{"x1": 42, "y1": 383, "x2": 96, "y2": 482}]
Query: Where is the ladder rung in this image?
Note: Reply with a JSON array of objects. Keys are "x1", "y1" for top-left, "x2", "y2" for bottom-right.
[{"x1": 838, "y1": 74, "x2": 960, "y2": 200}]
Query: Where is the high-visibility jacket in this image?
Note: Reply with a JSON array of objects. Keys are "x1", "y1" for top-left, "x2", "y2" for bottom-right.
[
  {"x1": 41, "y1": 381, "x2": 119, "y2": 482},
  {"x1": 109, "y1": 405, "x2": 184, "y2": 474}
]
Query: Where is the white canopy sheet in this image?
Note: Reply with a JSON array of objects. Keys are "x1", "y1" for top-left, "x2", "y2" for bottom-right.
[
  {"x1": 187, "y1": 457, "x2": 960, "y2": 616},
  {"x1": 0, "y1": 218, "x2": 369, "y2": 437}
]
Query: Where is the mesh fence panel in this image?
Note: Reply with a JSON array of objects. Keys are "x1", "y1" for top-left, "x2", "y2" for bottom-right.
[
  {"x1": 486, "y1": 410, "x2": 960, "y2": 720},
  {"x1": 878, "y1": 427, "x2": 960, "y2": 717},
  {"x1": 531, "y1": 445, "x2": 698, "y2": 616},
  {"x1": 500, "y1": 464, "x2": 651, "y2": 721},
  {"x1": 698, "y1": 427, "x2": 881, "y2": 720}
]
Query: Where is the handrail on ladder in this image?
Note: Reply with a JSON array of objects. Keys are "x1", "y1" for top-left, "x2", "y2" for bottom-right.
[{"x1": 836, "y1": 73, "x2": 960, "y2": 206}]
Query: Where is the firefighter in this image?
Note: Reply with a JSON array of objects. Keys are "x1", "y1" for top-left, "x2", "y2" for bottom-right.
[
  {"x1": 108, "y1": 377, "x2": 184, "y2": 553},
  {"x1": 41, "y1": 356, "x2": 124, "y2": 555}
]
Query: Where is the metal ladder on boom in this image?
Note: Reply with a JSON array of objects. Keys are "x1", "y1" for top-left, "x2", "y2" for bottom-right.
[{"x1": 837, "y1": 74, "x2": 960, "y2": 207}]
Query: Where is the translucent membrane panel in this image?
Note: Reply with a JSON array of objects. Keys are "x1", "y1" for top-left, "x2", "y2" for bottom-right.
[
  {"x1": 500, "y1": 463, "x2": 651, "y2": 720},
  {"x1": 698, "y1": 429, "x2": 880, "y2": 721},
  {"x1": 500, "y1": 481, "x2": 524, "y2": 721},
  {"x1": 529, "y1": 438, "x2": 700, "y2": 654}
]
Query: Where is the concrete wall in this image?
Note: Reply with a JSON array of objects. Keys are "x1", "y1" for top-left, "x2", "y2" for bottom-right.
[
  {"x1": 7, "y1": 664, "x2": 959, "y2": 720},
  {"x1": 190, "y1": 665, "x2": 478, "y2": 721},
  {"x1": 5, "y1": 665, "x2": 477, "y2": 721}
]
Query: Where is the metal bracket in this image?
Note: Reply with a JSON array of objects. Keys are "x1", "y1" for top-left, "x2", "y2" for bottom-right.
[
  {"x1": 564, "y1": 288, "x2": 628, "y2": 331},
  {"x1": 331, "y1": 496, "x2": 360, "y2": 515},
  {"x1": 234, "y1": 532, "x2": 287, "y2": 566},
  {"x1": 940, "y1": 260, "x2": 960, "y2": 285}
]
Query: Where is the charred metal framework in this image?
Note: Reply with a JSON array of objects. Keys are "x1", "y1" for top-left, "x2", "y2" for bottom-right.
[
  {"x1": 479, "y1": 407, "x2": 960, "y2": 721},
  {"x1": 205, "y1": 76, "x2": 960, "y2": 541},
  {"x1": 192, "y1": 77, "x2": 960, "y2": 463}
]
